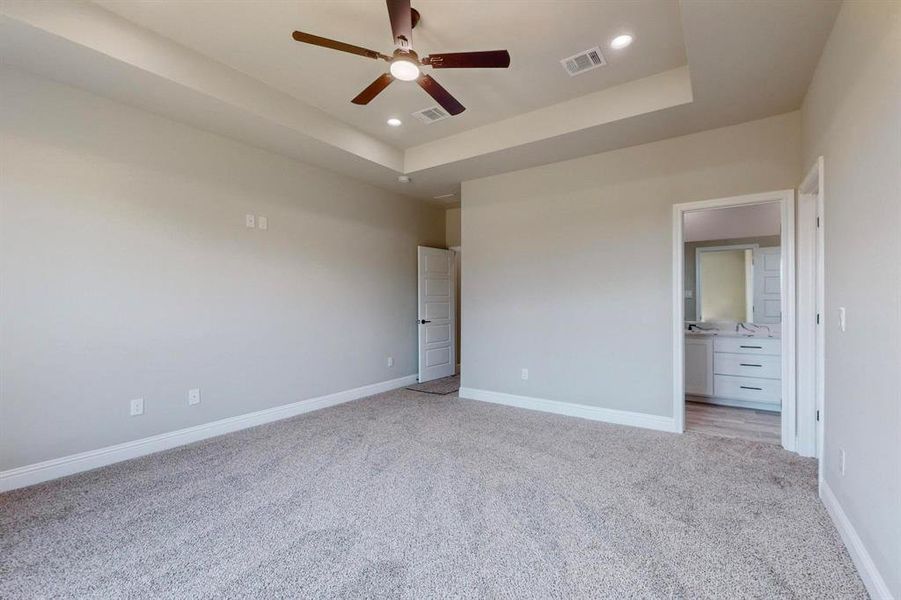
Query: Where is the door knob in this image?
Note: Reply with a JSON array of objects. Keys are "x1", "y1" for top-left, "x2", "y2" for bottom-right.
[{"x1": 419, "y1": 319, "x2": 431, "y2": 324}]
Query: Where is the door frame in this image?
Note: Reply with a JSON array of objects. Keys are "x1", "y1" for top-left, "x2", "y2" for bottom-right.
[
  {"x1": 417, "y1": 246, "x2": 456, "y2": 383},
  {"x1": 797, "y1": 157, "x2": 825, "y2": 460},
  {"x1": 449, "y1": 246, "x2": 461, "y2": 373},
  {"x1": 672, "y1": 189, "x2": 797, "y2": 451}
]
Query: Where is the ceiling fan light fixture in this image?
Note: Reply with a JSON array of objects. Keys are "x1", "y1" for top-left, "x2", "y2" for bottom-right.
[
  {"x1": 390, "y1": 59, "x2": 421, "y2": 81},
  {"x1": 610, "y1": 34, "x2": 634, "y2": 50}
]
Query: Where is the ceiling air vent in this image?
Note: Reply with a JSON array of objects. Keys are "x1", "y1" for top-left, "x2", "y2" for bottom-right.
[
  {"x1": 413, "y1": 105, "x2": 451, "y2": 124},
  {"x1": 561, "y1": 46, "x2": 606, "y2": 76}
]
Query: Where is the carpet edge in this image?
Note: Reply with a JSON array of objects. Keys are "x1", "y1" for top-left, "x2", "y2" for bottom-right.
[
  {"x1": 458, "y1": 386, "x2": 678, "y2": 433},
  {"x1": 0, "y1": 374, "x2": 418, "y2": 493}
]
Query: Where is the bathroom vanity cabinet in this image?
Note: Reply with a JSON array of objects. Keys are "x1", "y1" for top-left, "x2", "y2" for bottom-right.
[{"x1": 685, "y1": 334, "x2": 781, "y2": 411}]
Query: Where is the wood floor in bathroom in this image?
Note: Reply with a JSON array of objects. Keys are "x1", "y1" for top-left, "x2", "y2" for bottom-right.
[{"x1": 685, "y1": 399, "x2": 781, "y2": 444}]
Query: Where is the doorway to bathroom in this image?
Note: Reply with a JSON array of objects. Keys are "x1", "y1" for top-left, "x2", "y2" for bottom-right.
[{"x1": 672, "y1": 190, "x2": 797, "y2": 450}]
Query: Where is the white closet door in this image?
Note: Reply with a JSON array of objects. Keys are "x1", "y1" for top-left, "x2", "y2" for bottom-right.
[{"x1": 417, "y1": 246, "x2": 455, "y2": 382}]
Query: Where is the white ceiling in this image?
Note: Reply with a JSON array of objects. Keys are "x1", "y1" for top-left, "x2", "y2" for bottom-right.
[
  {"x1": 684, "y1": 203, "x2": 782, "y2": 243},
  {"x1": 0, "y1": 0, "x2": 841, "y2": 203},
  {"x1": 93, "y1": 0, "x2": 688, "y2": 149}
]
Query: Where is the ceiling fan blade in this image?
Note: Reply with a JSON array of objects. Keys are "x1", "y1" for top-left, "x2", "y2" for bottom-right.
[
  {"x1": 417, "y1": 74, "x2": 465, "y2": 115},
  {"x1": 423, "y1": 50, "x2": 511, "y2": 69},
  {"x1": 292, "y1": 30, "x2": 389, "y2": 61},
  {"x1": 386, "y1": 0, "x2": 413, "y2": 49},
  {"x1": 351, "y1": 73, "x2": 395, "y2": 105}
]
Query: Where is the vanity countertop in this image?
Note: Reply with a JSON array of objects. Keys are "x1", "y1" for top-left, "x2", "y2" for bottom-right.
[{"x1": 685, "y1": 330, "x2": 780, "y2": 339}]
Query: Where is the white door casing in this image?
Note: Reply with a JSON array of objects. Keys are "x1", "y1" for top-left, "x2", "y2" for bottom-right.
[
  {"x1": 753, "y1": 247, "x2": 782, "y2": 323},
  {"x1": 798, "y1": 156, "x2": 825, "y2": 460},
  {"x1": 672, "y1": 191, "x2": 795, "y2": 451},
  {"x1": 417, "y1": 246, "x2": 455, "y2": 383}
]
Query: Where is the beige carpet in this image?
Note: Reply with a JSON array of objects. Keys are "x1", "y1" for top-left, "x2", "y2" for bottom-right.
[{"x1": 0, "y1": 388, "x2": 866, "y2": 598}]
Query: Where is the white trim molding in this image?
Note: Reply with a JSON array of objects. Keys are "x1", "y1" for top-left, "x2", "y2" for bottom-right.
[
  {"x1": 672, "y1": 189, "x2": 797, "y2": 450},
  {"x1": 459, "y1": 387, "x2": 677, "y2": 433},
  {"x1": 797, "y1": 156, "x2": 825, "y2": 460},
  {"x1": 0, "y1": 374, "x2": 417, "y2": 493},
  {"x1": 820, "y1": 480, "x2": 895, "y2": 600}
]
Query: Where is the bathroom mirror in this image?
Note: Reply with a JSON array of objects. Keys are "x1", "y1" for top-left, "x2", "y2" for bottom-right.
[
  {"x1": 685, "y1": 242, "x2": 782, "y2": 323},
  {"x1": 696, "y1": 245, "x2": 754, "y2": 321}
]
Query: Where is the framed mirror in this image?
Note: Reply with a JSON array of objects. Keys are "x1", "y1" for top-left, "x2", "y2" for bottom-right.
[{"x1": 693, "y1": 243, "x2": 782, "y2": 323}]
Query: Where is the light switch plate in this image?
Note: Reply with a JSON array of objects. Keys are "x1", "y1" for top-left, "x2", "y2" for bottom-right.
[
  {"x1": 257, "y1": 216, "x2": 268, "y2": 230},
  {"x1": 130, "y1": 398, "x2": 144, "y2": 416},
  {"x1": 188, "y1": 388, "x2": 201, "y2": 405},
  {"x1": 245, "y1": 214, "x2": 255, "y2": 228}
]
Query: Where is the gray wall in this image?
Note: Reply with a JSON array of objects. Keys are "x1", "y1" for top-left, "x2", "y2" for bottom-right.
[
  {"x1": 684, "y1": 235, "x2": 781, "y2": 321},
  {"x1": 461, "y1": 112, "x2": 800, "y2": 417},
  {"x1": 801, "y1": 1, "x2": 900, "y2": 595},
  {"x1": 0, "y1": 67, "x2": 445, "y2": 470}
]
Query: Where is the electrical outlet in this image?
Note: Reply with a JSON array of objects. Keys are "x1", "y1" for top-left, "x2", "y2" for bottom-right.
[
  {"x1": 129, "y1": 398, "x2": 144, "y2": 416},
  {"x1": 188, "y1": 388, "x2": 201, "y2": 405},
  {"x1": 521, "y1": 368, "x2": 529, "y2": 380},
  {"x1": 245, "y1": 214, "x2": 255, "y2": 228},
  {"x1": 387, "y1": 356, "x2": 394, "y2": 367},
  {"x1": 257, "y1": 216, "x2": 268, "y2": 230},
  {"x1": 840, "y1": 448, "x2": 846, "y2": 476}
]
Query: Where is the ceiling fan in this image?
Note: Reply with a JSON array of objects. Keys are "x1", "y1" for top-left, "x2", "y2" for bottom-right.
[{"x1": 291, "y1": 0, "x2": 510, "y2": 116}]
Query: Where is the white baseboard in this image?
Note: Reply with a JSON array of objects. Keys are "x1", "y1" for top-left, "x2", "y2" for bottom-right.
[
  {"x1": 820, "y1": 480, "x2": 894, "y2": 599},
  {"x1": 458, "y1": 387, "x2": 677, "y2": 433},
  {"x1": 0, "y1": 374, "x2": 417, "y2": 493}
]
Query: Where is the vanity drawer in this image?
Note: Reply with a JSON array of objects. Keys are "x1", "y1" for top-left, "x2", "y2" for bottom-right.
[
  {"x1": 714, "y1": 375, "x2": 781, "y2": 404},
  {"x1": 714, "y1": 353, "x2": 781, "y2": 379},
  {"x1": 713, "y1": 337, "x2": 780, "y2": 356}
]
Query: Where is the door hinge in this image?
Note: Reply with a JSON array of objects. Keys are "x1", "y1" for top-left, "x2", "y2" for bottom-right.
[
  {"x1": 816, "y1": 217, "x2": 821, "y2": 228},
  {"x1": 816, "y1": 313, "x2": 821, "y2": 325},
  {"x1": 816, "y1": 409, "x2": 821, "y2": 422}
]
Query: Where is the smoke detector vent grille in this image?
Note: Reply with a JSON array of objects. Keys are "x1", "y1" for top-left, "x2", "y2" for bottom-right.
[
  {"x1": 413, "y1": 106, "x2": 451, "y2": 124},
  {"x1": 561, "y1": 47, "x2": 606, "y2": 76}
]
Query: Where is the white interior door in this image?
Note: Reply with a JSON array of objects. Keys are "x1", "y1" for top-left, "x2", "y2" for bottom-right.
[
  {"x1": 753, "y1": 247, "x2": 782, "y2": 323},
  {"x1": 418, "y1": 246, "x2": 455, "y2": 382}
]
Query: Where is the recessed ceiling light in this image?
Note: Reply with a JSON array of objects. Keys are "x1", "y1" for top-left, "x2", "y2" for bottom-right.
[
  {"x1": 389, "y1": 59, "x2": 421, "y2": 81},
  {"x1": 387, "y1": 117, "x2": 402, "y2": 127},
  {"x1": 610, "y1": 34, "x2": 634, "y2": 50}
]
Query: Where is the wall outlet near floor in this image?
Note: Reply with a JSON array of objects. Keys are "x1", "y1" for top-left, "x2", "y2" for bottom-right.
[
  {"x1": 521, "y1": 368, "x2": 529, "y2": 380},
  {"x1": 245, "y1": 214, "x2": 255, "y2": 228},
  {"x1": 129, "y1": 398, "x2": 144, "y2": 416},
  {"x1": 387, "y1": 356, "x2": 394, "y2": 367},
  {"x1": 188, "y1": 388, "x2": 201, "y2": 405},
  {"x1": 840, "y1": 448, "x2": 846, "y2": 476}
]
